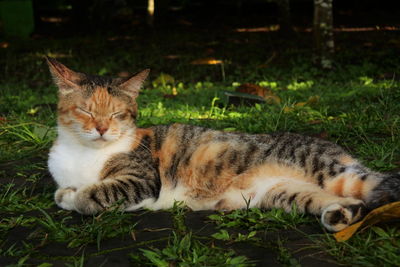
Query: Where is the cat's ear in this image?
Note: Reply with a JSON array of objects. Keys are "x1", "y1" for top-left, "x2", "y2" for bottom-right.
[
  {"x1": 119, "y1": 69, "x2": 150, "y2": 98},
  {"x1": 45, "y1": 56, "x2": 83, "y2": 94}
]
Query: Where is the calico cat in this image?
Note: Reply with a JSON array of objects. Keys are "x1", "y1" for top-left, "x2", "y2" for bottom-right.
[{"x1": 46, "y1": 57, "x2": 400, "y2": 232}]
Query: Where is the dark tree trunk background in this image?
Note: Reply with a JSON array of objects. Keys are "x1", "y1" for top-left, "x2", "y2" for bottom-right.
[
  {"x1": 277, "y1": 0, "x2": 294, "y2": 35},
  {"x1": 313, "y1": 0, "x2": 334, "y2": 69}
]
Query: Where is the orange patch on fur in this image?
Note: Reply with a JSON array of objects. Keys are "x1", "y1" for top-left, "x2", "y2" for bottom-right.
[
  {"x1": 339, "y1": 155, "x2": 357, "y2": 165},
  {"x1": 132, "y1": 128, "x2": 154, "y2": 150},
  {"x1": 351, "y1": 179, "x2": 364, "y2": 199},
  {"x1": 181, "y1": 142, "x2": 235, "y2": 197},
  {"x1": 232, "y1": 163, "x2": 308, "y2": 190},
  {"x1": 332, "y1": 178, "x2": 345, "y2": 197}
]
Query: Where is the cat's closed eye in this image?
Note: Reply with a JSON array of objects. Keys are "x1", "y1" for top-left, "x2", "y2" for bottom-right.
[
  {"x1": 111, "y1": 111, "x2": 123, "y2": 118},
  {"x1": 77, "y1": 107, "x2": 93, "y2": 118},
  {"x1": 111, "y1": 111, "x2": 127, "y2": 120}
]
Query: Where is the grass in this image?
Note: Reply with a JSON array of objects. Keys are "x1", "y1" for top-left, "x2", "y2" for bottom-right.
[
  {"x1": 132, "y1": 232, "x2": 253, "y2": 267},
  {"x1": 1, "y1": 18, "x2": 400, "y2": 266}
]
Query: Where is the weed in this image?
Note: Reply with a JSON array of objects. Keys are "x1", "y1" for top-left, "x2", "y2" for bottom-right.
[
  {"x1": 131, "y1": 232, "x2": 254, "y2": 267},
  {"x1": 316, "y1": 226, "x2": 400, "y2": 267},
  {"x1": 209, "y1": 206, "x2": 312, "y2": 232},
  {"x1": 0, "y1": 184, "x2": 54, "y2": 213},
  {"x1": 35, "y1": 207, "x2": 137, "y2": 249}
]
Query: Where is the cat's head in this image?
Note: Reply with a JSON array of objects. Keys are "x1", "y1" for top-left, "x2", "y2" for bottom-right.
[{"x1": 46, "y1": 57, "x2": 149, "y2": 147}]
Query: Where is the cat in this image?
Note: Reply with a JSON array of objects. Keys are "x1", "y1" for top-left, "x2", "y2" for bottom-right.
[{"x1": 46, "y1": 57, "x2": 400, "y2": 232}]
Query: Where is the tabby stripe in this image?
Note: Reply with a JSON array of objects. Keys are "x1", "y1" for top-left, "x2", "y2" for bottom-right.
[
  {"x1": 312, "y1": 156, "x2": 323, "y2": 175},
  {"x1": 118, "y1": 179, "x2": 130, "y2": 188},
  {"x1": 154, "y1": 126, "x2": 168, "y2": 151},
  {"x1": 328, "y1": 160, "x2": 338, "y2": 176},
  {"x1": 90, "y1": 192, "x2": 105, "y2": 208},
  {"x1": 229, "y1": 151, "x2": 238, "y2": 165},
  {"x1": 183, "y1": 153, "x2": 192, "y2": 166},
  {"x1": 126, "y1": 179, "x2": 140, "y2": 202},
  {"x1": 291, "y1": 139, "x2": 305, "y2": 160},
  {"x1": 202, "y1": 161, "x2": 213, "y2": 176},
  {"x1": 328, "y1": 151, "x2": 342, "y2": 157},
  {"x1": 288, "y1": 193, "x2": 299, "y2": 206},
  {"x1": 118, "y1": 180, "x2": 132, "y2": 201},
  {"x1": 288, "y1": 145, "x2": 297, "y2": 162},
  {"x1": 317, "y1": 173, "x2": 325, "y2": 187},
  {"x1": 140, "y1": 135, "x2": 152, "y2": 152},
  {"x1": 115, "y1": 183, "x2": 130, "y2": 201},
  {"x1": 316, "y1": 144, "x2": 329, "y2": 156},
  {"x1": 299, "y1": 152, "x2": 307, "y2": 168},
  {"x1": 111, "y1": 184, "x2": 120, "y2": 201},
  {"x1": 263, "y1": 139, "x2": 281, "y2": 159},
  {"x1": 273, "y1": 191, "x2": 286, "y2": 204},
  {"x1": 154, "y1": 173, "x2": 161, "y2": 193},
  {"x1": 102, "y1": 186, "x2": 110, "y2": 203},
  {"x1": 215, "y1": 161, "x2": 224, "y2": 176},
  {"x1": 304, "y1": 198, "x2": 313, "y2": 213},
  {"x1": 214, "y1": 148, "x2": 228, "y2": 175},
  {"x1": 277, "y1": 139, "x2": 291, "y2": 158},
  {"x1": 237, "y1": 144, "x2": 258, "y2": 175},
  {"x1": 133, "y1": 180, "x2": 145, "y2": 200},
  {"x1": 122, "y1": 172, "x2": 148, "y2": 179},
  {"x1": 148, "y1": 182, "x2": 158, "y2": 197},
  {"x1": 168, "y1": 154, "x2": 179, "y2": 185},
  {"x1": 198, "y1": 127, "x2": 209, "y2": 135},
  {"x1": 102, "y1": 164, "x2": 130, "y2": 179}
]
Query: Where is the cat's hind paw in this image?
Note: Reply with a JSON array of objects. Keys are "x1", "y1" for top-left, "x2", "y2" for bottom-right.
[
  {"x1": 321, "y1": 202, "x2": 367, "y2": 232},
  {"x1": 55, "y1": 187, "x2": 77, "y2": 211}
]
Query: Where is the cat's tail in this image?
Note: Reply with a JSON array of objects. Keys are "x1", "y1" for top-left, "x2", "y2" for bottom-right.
[
  {"x1": 325, "y1": 165, "x2": 400, "y2": 210},
  {"x1": 365, "y1": 172, "x2": 400, "y2": 210}
]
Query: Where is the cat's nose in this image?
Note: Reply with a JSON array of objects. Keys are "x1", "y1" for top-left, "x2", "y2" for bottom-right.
[{"x1": 96, "y1": 126, "x2": 108, "y2": 136}]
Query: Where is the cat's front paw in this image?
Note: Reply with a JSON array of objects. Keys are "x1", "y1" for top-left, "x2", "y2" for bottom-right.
[
  {"x1": 55, "y1": 187, "x2": 77, "y2": 211},
  {"x1": 321, "y1": 201, "x2": 367, "y2": 232}
]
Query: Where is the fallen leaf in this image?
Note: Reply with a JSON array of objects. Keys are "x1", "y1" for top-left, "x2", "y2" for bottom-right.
[
  {"x1": 265, "y1": 95, "x2": 281, "y2": 104},
  {"x1": 334, "y1": 201, "x2": 400, "y2": 242},
  {"x1": 295, "y1": 102, "x2": 307, "y2": 107},
  {"x1": 224, "y1": 91, "x2": 266, "y2": 106},
  {"x1": 191, "y1": 58, "x2": 223, "y2": 65},
  {"x1": 306, "y1": 95, "x2": 320, "y2": 105},
  {"x1": 236, "y1": 83, "x2": 270, "y2": 97},
  {"x1": 283, "y1": 106, "x2": 294, "y2": 113},
  {"x1": 0, "y1": 42, "x2": 9, "y2": 48}
]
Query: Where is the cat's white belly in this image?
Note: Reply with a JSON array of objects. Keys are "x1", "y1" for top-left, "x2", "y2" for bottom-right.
[
  {"x1": 48, "y1": 128, "x2": 134, "y2": 189},
  {"x1": 142, "y1": 177, "x2": 288, "y2": 211},
  {"x1": 144, "y1": 185, "x2": 190, "y2": 210}
]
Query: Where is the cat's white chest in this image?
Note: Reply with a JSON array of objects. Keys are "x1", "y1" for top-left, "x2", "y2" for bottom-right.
[{"x1": 48, "y1": 129, "x2": 134, "y2": 189}]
